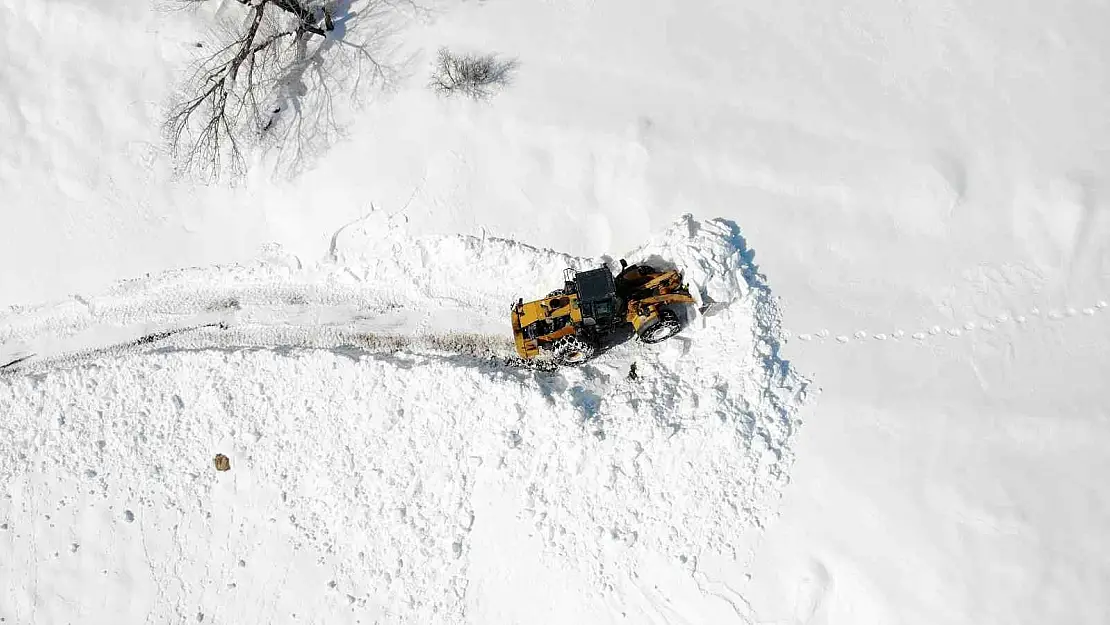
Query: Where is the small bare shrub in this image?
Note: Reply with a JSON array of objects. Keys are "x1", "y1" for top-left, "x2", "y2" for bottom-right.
[{"x1": 428, "y1": 48, "x2": 518, "y2": 100}]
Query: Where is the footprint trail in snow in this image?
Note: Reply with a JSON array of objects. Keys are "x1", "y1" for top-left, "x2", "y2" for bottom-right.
[{"x1": 788, "y1": 300, "x2": 1108, "y2": 346}]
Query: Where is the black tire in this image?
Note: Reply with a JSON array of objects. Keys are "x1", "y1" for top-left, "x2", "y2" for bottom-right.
[
  {"x1": 638, "y1": 309, "x2": 681, "y2": 344},
  {"x1": 547, "y1": 289, "x2": 566, "y2": 298},
  {"x1": 552, "y1": 334, "x2": 595, "y2": 366}
]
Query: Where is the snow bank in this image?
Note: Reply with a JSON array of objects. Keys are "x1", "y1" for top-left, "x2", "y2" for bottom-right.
[{"x1": 0, "y1": 216, "x2": 807, "y2": 623}]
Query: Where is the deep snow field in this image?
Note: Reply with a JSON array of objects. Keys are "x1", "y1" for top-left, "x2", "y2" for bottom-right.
[{"x1": 2, "y1": 0, "x2": 1110, "y2": 623}]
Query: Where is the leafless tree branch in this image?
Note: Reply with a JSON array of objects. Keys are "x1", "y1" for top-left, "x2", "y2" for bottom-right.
[{"x1": 164, "y1": 0, "x2": 400, "y2": 180}]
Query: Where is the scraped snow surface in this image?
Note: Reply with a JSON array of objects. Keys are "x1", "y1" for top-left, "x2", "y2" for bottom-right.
[{"x1": 3, "y1": 0, "x2": 1110, "y2": 623}]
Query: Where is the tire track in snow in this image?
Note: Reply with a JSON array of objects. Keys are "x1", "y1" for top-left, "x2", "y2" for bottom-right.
[
  {"x1": 0, "y1": 212, "x2": 587, "y2": 373},
  {"x1": 0, "y1": 323, "x2": 517, "y2": 377},
  {"x1": 0, "y1": 216, "x2": 810, "y2": 621}
]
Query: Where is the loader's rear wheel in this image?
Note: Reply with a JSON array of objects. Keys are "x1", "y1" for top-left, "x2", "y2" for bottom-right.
[
  {"x1": 638, "y1": 309, "x2": 681, "y2": 344},
  {"x1": 552, "y1": 335, "x2": 595, "y2": 366}
]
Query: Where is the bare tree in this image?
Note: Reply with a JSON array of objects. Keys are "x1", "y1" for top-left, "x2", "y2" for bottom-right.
[
  {"x1": 428, "y1": 48, "x2": 518, "y2": 101},
  {"x1": 165, "y1": 0, "x2": 399, "y2": 180}
]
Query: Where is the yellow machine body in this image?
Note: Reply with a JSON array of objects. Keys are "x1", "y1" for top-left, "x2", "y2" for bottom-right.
[
  {"x1": 510, "y1": 263, "x2": 695, "y2": 361},
  {"x1": 511, "y1": 293, "x2": 583, "y2": 359}
]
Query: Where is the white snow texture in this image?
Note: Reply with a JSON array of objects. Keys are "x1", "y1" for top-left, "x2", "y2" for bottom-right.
[{"x1": 0, "y1": 215, "x2": 807, "y2": 623}]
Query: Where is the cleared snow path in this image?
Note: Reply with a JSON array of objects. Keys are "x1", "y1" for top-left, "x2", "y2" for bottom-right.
[{"x1": 0, "y1": 215, "x2": 808, "y2": 623}]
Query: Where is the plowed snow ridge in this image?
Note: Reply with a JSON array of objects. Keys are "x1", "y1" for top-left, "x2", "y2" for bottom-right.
[{"x1": 0, "y1": 215, "x2": 808, "y2": 623}]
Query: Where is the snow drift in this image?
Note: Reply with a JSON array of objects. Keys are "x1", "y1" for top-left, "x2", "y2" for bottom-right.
[{"x1": 0, "y1": 215, "x2": 808, "y2": 623}]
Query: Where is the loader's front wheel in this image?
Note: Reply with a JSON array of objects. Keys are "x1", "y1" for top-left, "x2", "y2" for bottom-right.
[
  {"x1": 638, "y1": 309, "x2": 681, "y2": 344},
  {"x1": 552, "y1": 335, "x2": 595, "y2": 366}
]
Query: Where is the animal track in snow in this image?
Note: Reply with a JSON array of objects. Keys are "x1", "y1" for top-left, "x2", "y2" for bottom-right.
[{"x1": 787, "y1": 296, "x2": 1107, "y2": 347}]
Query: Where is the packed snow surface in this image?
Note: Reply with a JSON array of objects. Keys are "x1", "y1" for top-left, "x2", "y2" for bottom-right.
[{"x1": 0, "y1": 216, "x2": 808, "y2": 623}]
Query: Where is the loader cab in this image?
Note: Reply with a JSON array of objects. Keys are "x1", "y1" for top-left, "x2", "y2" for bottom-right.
[{"x1": 572, "y1": 267, "x2": 621, "y2": 330}]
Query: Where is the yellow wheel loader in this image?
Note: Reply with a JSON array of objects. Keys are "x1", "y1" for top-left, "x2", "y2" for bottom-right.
[{"x1": 510, "y1": 259, "x2": 696, "y2": 366}]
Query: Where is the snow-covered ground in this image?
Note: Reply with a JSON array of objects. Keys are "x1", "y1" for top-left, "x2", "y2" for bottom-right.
[
  {"x1": 2, "y1": 0, "x2": 1109, "y2": 623},
  {"x1": 2, "y1": 215, "x2": 809, "y2": 623}
]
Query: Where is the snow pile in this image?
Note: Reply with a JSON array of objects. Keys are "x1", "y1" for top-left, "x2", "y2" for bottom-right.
[
  {"x1": 328, "y1": 212, "x2": 591, "y2": 306},
  {"x1": 0, "y1": 216, "x2": 807, "y2": 622},
  {"x1": 2, "y1": 351, "x2": 510, "y2": 622},
  {"x1": 496, "y1": 217, "x2": 806, "y2": 577}
]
